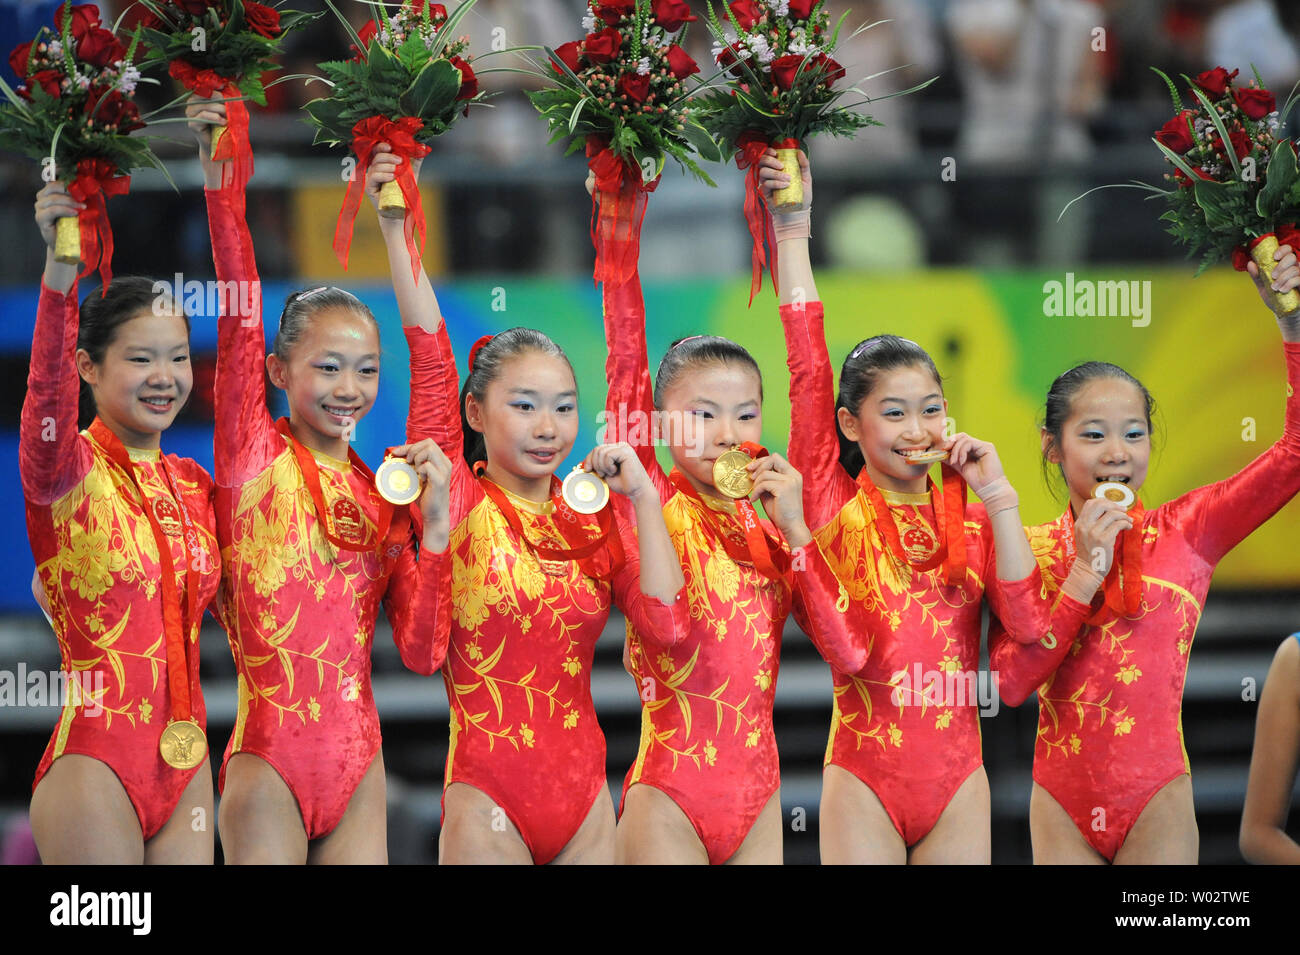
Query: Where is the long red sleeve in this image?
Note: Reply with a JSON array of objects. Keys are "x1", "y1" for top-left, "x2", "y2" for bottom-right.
[
  {"x1": 19, "y1": 281, "x2": 93, "y2": 505},
  {"x1": 206, "y1": 185, "x2": 278, "y2": 488},
  {"x1": 788, "y1": 540, "x2": 871, "y2": 674},
  {"x1": 780, "y1": 301, "x2": 859, "y2": 532},
  {"x1": 602, "y1": 274, "x2": 671, "y2": 504},
  {"x1": 382, "y1": 540, "x2": 451, "y2": 675},
  {"x1": 609, "y1": 495, "x2": 690, "y2": 647},
  {"x1": 988, "y1": 581, "x2": 1094, "y2": 706},
  {"x1": 1162, "y1": 341, "x2": 1300, "y2": 564}
]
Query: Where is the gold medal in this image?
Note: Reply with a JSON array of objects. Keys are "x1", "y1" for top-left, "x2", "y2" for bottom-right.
[
  {"x1": 1093, "y1": 481, "x2": 1135, "y2": 509},
  {"x1": 376, "y1": 456, "x2": 421, "y2": 505},
  {"x1": 159, "y1": 718, "x2": 207, "y2": 770},
  {"x1": 561, "y1": 466, "x2": 609, "y2": 514},
  {"x1": 904, "y1": 448, "x2": 948, "y2": 465},
  {"x1": 712, "y1": 448, "x2": 755, "y2": 499}
]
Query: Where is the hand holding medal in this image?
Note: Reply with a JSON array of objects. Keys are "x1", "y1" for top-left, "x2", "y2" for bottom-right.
[
  {"x1": 741, "y1": 450, "x2": 813, "y2": 549},
  {"x1": 573, "y1": 443, "x2": 655, "y2": 509},
  {"x1": 383, "y1": 438, "x2": 454, "y2": 552}
]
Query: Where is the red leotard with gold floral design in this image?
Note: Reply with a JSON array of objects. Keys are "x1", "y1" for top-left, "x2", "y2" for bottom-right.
[
  {"x1": 782, "y1": 300, "x2": 1058, "y2": 846},
  {"x1": 603, "y1": 278, "x2": 871, "y2": 863},
  {"x1": 408, "y1": 318, "x2": 690, "y2": 864},
  {"x1": 20, "y1": 279, "x2": 222, "y2": 840},
  {"x1": 989, "y1": 342, "x2": 1300, "y2": 860},
  {"x1": 206, "y1": 185, "x2": 449, "y2": 840}
]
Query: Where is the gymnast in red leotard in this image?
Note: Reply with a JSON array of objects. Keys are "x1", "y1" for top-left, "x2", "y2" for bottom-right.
[
  {"x1": 761, "y1": 150, "x2": 1060, "y2": 864},
  {"x1": 592, "y1": 182, "x2": 873, "y2": 866},
  {"x1": 21, "y1": 182, "x2": 222, "y2": 864},
  {"x1": 989, "y1": 247, "x2": 1300, "y2": 864},
  {"x1": 188, "y1": 99, "x2": 453, "y2": 864},
  {"x1": 411, "y1": 293, "x2": 688, "y2": 863}
]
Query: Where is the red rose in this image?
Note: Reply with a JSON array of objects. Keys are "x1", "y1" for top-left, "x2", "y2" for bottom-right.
[
  {"x1": 138, "y1": 9, "x2": 165, "y2": 30},
  {"x1": 788, "y1": 0, "x2": 816, "y2": 17},
  {"x1": 450, "y1": 55, "x2": 477, "y2": 100},
  {"x1": 729, "y1": 0, "x2": 764, "y2": 31},
  {"x1": 582, "y1": 26, "x2": 621, "y2": 64},
  {"x1": 814, "y1": 53, "x2": 845, "y2": 87},
  {"x1": 715, "y1": 42, "x2": 749, "y2": 77},
  {"x1": 77, "y1": 28, "x2": 126, "y2": 69},
  {"x1": 84, "y1": 85, "x2": 144, "y2": 132},
  {"x1": 1228, "y1": 128, "x2": 1253, "y2": 159},
  {"x1": 242, "y1": 1, "x2": 281, "y2": 38},
  {"x1": 1174, "y1": 165, "x2": 1213, "y2": 188},
  {"x1": 1154, "y1": 109, "x2": 1196, "y2": 153},
  {"x1": 665, "y1": 44, "x2": 699, "y2": 79},
  {"x1": 54, "y1": 3, "x2": 101, "y2": 40},
  {"x1": 597, "y1": 0, "x2": 636, "y2": 23},
  {"x1": 652, "y1": 0, "x2": 696, "y2": 32},
  {"x1": 9, "y1": 41, "x2": 35, "y2": 78},
  {"x1": 771, "y1": 53, "x2": 806, "y2": 91},
  {"x1": 1234, "y1": 86, "x2": 1276, "y2": 120},
  {"x1": 1231, "y1": 245, "x2": 1251, "y2": 271},
  {"x1": 1193, "y1": 66, "x2": 1238, "y2": 98},
  {"x1": 27, "y1": 69, "x2": 63, "y2": 98},
  {"x1": 733, "y1": 0, "x2": 759, "y2": 30},
  {"x1": 551, "y1": 40, "x2": 583, "y2": 74},
  {"x1": 412, "y1": 1, "x2": 448, "y2": 19},
  {"x1": 619, "y1": 71, "x2": 650, "y2": 102},
  {"x1": 352, "y1": 19, "x2": 377, "y2": 59}
]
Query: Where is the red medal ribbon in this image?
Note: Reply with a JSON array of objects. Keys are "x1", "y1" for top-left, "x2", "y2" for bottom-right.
[
  {"x1": 1065, "y1": 501, "x2": 1144, "y2": 624},
  {"x1": 67, "y1": 159, "x2": 130, "y2": 292},
  {"x1": 472, "y1": 462, "x2": 626, "y2": 581},
  {"x1": 735, "y1": 131, "x2": 784, "y2": 306},
  {"x1": 855, "y1": 465, "x2": 968, "y2": 587},
  {"x1": 586, "y1": 135, "x2": 659, "y2": 288},
  {"x1": 668, "y1": 440, "x2": 791, "y2": 583},
  {"x1": 333, "y1": 115, "x2": 431, "y2": 281},
  {"x1": 274, "y1": 418, "x2": 411, "y2": 558},
  {"x1": 88, "y1": 419, "x2": 199, "y2": 725}
]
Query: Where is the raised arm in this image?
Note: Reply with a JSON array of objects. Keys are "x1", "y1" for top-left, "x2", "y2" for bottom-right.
[
  {"x1": 21, "y1": 184, "x2": 92, "y2": 505},
  {"x1": 190, "y1": 96, "x2": 276, "y2": 487}
]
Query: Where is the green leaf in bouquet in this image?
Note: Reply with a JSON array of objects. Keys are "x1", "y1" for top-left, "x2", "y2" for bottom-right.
[
  {"x1": 680, "y1": 119, "x2": 722, "y2": 164},
  {"x1": 1257, "y1": 139, "x2": 1299, "y2": 223},
  {"x1": 399, "y1": 58, "x2": 461, "y2": 119},
  {"x1": 228, "y1": 0, "x2": 246, "y2": 36},
  {"x1": 568, "y1": 97, "x2": 589, "y2": 134},
  {"x1": 1150, "y1": 67, "x2": 1183, "y2": 114},
  {"x1": 239, "y1": 73, "x2": 268, "y2": 107},
  {"x1": 396, "y1": 31, "x2": 431, "y2": 75},
  {"x1": 1192, "y1": 177, "x2": 1243, "y2": 232},
  {"x1": 1153, "y1": 137, "x2": 1204, "y2": 183},
  {"x1": 631, "y1": 142, "x2": 665, "y2": 184},
  {"x1": 304, "y1": 96, "x2": 348, "y2": 142},
  {"x1": 429, "y1": 0, "x2": 479, "y2": 61}
]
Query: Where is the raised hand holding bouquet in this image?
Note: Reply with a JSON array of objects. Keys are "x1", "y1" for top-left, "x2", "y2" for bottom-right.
[
  {"x1": 698, "y1": 1, "x2": 932, "y2": 302},
  {"x1": 1, "y1": 3, "x2": 162, "y2": 288},
  {"x1": 528, "y1": 0, "x2": 721, "y2": 287},
  {"x1": 1066, "y1": 66, "x2": 1300, "y2": 316},
  {"x1": 137, "y1": 0, "x2": 318, "y2": 192},
  {"x1": 303, "y1": 0, "x2": 485, "y2": 278}
]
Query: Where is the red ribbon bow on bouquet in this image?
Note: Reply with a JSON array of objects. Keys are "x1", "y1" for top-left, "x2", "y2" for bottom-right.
[
  {"x1": 334, "y1": 115, "x2": 431, "y2": 281},
  {"x1": 735, "y1": 132, "x2": 795, "y2": 305},
  {"x1": 585, "y1": 135, "x2": 660, "y2": 288},
  {"x1": 68, "y1": 158, "x2": 131, "y2": 291},
  {"x1": 170, "y1": 64, "x2": 254, "y2": 209}
]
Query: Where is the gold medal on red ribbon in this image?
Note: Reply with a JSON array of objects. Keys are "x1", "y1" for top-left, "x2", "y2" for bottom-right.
[
  {"x1": 376, "y1": 456, "x2": 421, "y2": 506},
  {"x1": 159, "y1": 718, "x2": 207, "y2": 770},
  {"x1": 712, "y1": 448, "x2": 755, "y2": 499},
  {"x1": 152, "y1": 497, "x2": 184, "y2": 537},
  {"x1": 1094, "y1": 481, "x2": 1135, "y2": 509},
  {"x1": 561, "y1": 466, "x2": 610, "y2": 515}
]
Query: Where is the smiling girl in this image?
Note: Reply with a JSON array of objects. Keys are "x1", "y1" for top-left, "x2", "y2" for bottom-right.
[
  {"x1": 21, "y1": 183, "x2": 222, "y2": 863},
  {"x1": 189, "y1": 98, "x2": 452, "y2": 863},
  {"x1": 766, "y1": 150, "x2": 1067, "y2": 863},
  {"x1": 405, "y1": 216, "x2": 689, "y2": 863},
  {"x1": 593, "y1": 179, "x2": 872, "y2": 865},
  {"x1": 989, "y1": 249, "x2": 1300, "y2": 864}
]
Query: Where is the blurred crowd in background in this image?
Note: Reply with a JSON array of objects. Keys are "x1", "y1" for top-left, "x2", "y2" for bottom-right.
[{"x1": 0, "y1": 0, "x2": 1298, "y2": 280}]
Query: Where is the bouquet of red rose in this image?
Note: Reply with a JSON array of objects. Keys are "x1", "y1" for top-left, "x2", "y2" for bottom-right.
[
  {"x1": 697, "y1": 1, "x2": 932, "y2": 302},
  {"x1": 1066, "y1": 66, "x2": 1300, "y2": 315},
  {"x1": 303, "y1": 0, "x2": 484, "y2": 277},
  {"x1": 528, "y1": 0, "x2": 721, "y2": 287},
  {"x1": 1, "y1": 3, "x2": 168, "y2": 288},
  {"x1": 136, "y1": 0, "x2": 318, "y2": 191}
]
